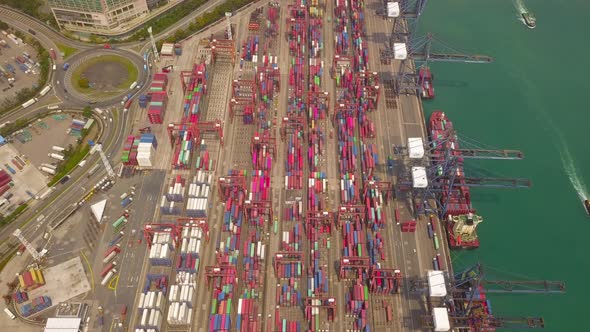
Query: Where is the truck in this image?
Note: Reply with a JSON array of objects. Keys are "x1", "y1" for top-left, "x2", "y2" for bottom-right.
[
  {"x1": 101, "y1": 269, "x2": 117, "y2": 286},
  {"x1": 100, "y1": 262, "x2": 117, "y2": 278},
  {"x1": 62, "y1": 63, "x2": 70, "y2": 71},
  {"x1": 39, "y1": 85, "x2": 51, "y2": 97},
  {"x1": 109, "y1": 232, "x2": 125, "y2": 247},
  {"x1": 103, "y1": 244, "x2": 121, "y2": 258},
  {"x1": 121, "y1": 196, "x2": 133, "y2": 208},
  {"x1": 129, "y1": 81, "x2": 138, "y2": 90},
  {"x1": 21, "y1": 98, "x2": 37, "y2": 108},
  {"x1": 103, "y1": 250, "x2": 119, "y2": 264},
  {"x1": 123, "y1": 98, "x2": 133, "y2": 112},
  {"x1": 49, "y1": 48, "x2": 56, "y2": 60}
]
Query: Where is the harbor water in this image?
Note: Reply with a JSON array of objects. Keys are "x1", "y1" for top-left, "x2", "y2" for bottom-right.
[{"x1": 419, "y1": 0, "x2": 589, "y2": 330}]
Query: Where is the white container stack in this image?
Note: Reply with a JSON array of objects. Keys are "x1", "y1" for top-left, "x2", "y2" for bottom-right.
[
  {"x1": 137, "y1": 133, "x2": 158, "y2": 168},
  {"x1": 148, "y1": 232, "x2": 174, "y2": 266},
  {"x1": 166, "y1": 176, "x2": 186, "y2": 202},
  {"x1": 180, "y1": 226, "x2": 203, "y2": 257},
  {"x1": 160, "y1": 195, "x2": 181, "y2": 215},
  {"x1": 186, "y1": 171, "x2": 212, "y2": 217},
  {"x1": 167, "y1": 271, "x2": 196, "y2": 325},
  {"x1": 136, "y1": 291, "x2": 164, "y2": 331}
]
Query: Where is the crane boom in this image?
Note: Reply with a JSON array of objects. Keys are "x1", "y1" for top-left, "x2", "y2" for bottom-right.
[
  {"x1": 96, "y1": 144, "x2": 115, "y2": 178},
  {"x1": 412, "y1": 53, "x2": 493, "y2": 63},
  {"x1": 12, "y1": 229, "x2": 44, "y2": 261}
]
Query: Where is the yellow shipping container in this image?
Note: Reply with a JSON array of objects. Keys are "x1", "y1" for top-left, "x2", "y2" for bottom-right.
[
  {"x1": 36, "y1": 269, "x2": 45, "y2": 285},
  {"x1": 30, "y1": 268, "x2": 38, "y2": 283},
  {"x1": 18, "y1": 275, "x2": 25, "y2": 288}
]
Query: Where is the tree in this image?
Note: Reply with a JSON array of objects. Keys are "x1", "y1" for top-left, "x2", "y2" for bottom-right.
[{"x1": 82, "y1": 106, "x2": 92, "y2": 118}]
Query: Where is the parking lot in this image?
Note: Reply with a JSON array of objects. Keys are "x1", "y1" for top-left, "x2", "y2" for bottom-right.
[
  {"x1": 0, "y1": 143, "x2": 47, "y2": 214},
  {"x1": 0, "y1": 29, "x2": 41, "y2": 107},
  {"x1": 10, "y1": 114, "x2": 80, "y2": 168}
]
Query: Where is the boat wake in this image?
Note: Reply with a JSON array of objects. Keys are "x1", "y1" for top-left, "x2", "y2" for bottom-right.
[
  {"x1": 557, "y1": 132, "x2": 589, "y2": 202},
  {"x1": 512, "y1": 0, "x2": 527, "y2": 15}
]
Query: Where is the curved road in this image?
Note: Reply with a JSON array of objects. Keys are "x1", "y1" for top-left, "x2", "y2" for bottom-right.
[
  {"x1": 55, "y1": 48, "x2": 148, "y2": 107},
  {"x1": 0, "y1": 0, "x2": 227, "y2": 52}
]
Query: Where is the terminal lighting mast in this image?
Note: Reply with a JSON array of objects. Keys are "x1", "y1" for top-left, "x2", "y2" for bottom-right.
[
  {"x1": 148, "y1": 26, "x2": 159, "y2": 62},
  {"x1": 225, "y1": 12, "x2": 233, "y2": 40}
]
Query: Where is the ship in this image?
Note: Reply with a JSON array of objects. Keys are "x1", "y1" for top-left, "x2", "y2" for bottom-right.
[
  {"x1": 419, "y1": 66, "x2": 435, "y2": 99},
  {"x1": 429, "y1": 111, "x2": 481, "y2": 249},
  {"x1": 521, "y1": 12, "x2": 536, "y2": 29},
  {"x1": 585, "y1": 199, "x2": 590, "y2": 215}
]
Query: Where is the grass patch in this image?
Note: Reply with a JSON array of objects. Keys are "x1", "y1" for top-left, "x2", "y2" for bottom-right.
[
  {"x1": 0, "y1": 204, "x2": 28, "y2": 227},
  {"x1": 0, "y1": 251, "x2": 16, "y2": 274},
  {"x1": 56, "y1": 43, "x2": 78, "y2": 58},
  {"x1": 70, "y1": 55, "x2": 138, "y2": 97},
  {"x1": 48, "y1": 144, "x2": 91, "y2": 187}
]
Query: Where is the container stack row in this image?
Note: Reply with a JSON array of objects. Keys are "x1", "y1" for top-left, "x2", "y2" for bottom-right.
[
  {"x1": 172, "y1": 129, "x2": 193, "y2": 169},
  {"x1": 148, "y1": 92, "x2": 168, "y2": 124},
  {"x1": 183, "y1": 63, "x2": 207, "y2": 123},
  {"x1": 148, "y1": 232, "x2": 174, "y2": 266},
  {"x1": 166, "y1": 176, "x2": 186, "y2": 202},
  {"x1": 146, "y1": 72, "x2": 169, "y2": 124},
  {"x1": 18, "y1": 268, "x2": 45, "y2": 291},
  {"x1": 12, "y1": 290, "x2": 28, "y2": 304},
  {"x1": 283, "y1": 200, "x2": 302, "y2": 222},
  {"x1": 137, "y1": 133, "x2": 158, "y2": 168},
  {"x1": 20, "y1": 296, "x2": 51, "y2": 317},
  {"x1": 285, "y1": 133, "x2": 303, "y2": 190}
]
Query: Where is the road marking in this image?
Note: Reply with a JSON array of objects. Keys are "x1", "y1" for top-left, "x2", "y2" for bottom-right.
[{"x1": 80, "y1": 249, "x2": 94, "y2": 292}]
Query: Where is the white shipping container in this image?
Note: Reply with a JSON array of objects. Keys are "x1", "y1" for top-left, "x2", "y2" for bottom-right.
[
  {"x1": 149, "y1": 308, "x2": 156, "y2": 326},
  {"x1": 155, "y1": 291, "x2": 162, "y2": 309},
  {"x1": 141, "y1": 308, "x2": 148, "y2": 326}
]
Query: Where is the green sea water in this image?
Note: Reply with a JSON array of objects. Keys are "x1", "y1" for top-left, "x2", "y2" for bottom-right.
[{"x1": 418, "y1": 1, "x2": 589, "y2": 330}]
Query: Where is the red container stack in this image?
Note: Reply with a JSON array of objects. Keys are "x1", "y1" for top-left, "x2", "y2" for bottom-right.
[{"x1": 148, "y1": 92, "x2": 168, "y2": 124}]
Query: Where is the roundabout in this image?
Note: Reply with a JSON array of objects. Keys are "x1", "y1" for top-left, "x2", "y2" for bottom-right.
[
  {"x1": 55, "y1": 49, "x2": 147, "y2": 108},
  {"x1": 70, "y1": 54, "x2": 138, "y2": 96}
]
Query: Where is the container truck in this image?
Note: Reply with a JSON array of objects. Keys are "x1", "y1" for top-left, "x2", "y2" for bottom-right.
[
  {"x1": 100, "y1": 262, "x2": 117, "y2": 278},
  {"x1": 39, "y1": 85, "x2": 51, "y2": 97},
  {"x1": 101, "y1": 269, "x2": 117, "y2": 286},
  {"x1": 121, "y1": 196, "x2": 133, "y2": 208},
  {"x1": 103, "y1": 250, "x2": 119, "y2": 264},
  {"x1": 52, "y1": 146, "x2": 65, "y2": 152},
  {"x1": 123, "y1": 98, "x2": 133, "y2": 112},
  {"x1": 109, "y1": 232, "x2": 125, "y2": 246},
  {"x1": 40, "y1": 167, "x2": 56, "y2": 175},
  {"x1": 48, "y1": 153, "x2": 64, "y2": 160},
  {"x1": 21, "y1": 98, "x2": 36, "y2": 108},
  {"x1": 129, "y1": 81, "x2": 138, "y2": 90}
]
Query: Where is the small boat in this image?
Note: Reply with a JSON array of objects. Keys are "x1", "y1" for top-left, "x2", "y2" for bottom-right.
[
  {"x1": 585, "y1": 199, "x2": 590, "y2": 215},
  {"x1": 419, "y1": 66, "x2": 435, "y2": 99},
  {"x1": 521, "y1": 12, "x2": 536, "y2": 29}
]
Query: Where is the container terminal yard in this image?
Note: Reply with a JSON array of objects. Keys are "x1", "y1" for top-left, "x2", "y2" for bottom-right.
[{"x1": 0, "y1": 0, "x2": 567, "y2": 332}]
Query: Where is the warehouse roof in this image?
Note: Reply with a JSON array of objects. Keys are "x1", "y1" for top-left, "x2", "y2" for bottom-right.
[
  {"x1": 90, "y1": 199, "x2": 107, "y2": 223},
  {"x1": 44, "y1": 317, "x2": 81, "y2": 332}
]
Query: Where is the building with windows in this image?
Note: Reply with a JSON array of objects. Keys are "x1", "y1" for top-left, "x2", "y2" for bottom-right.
[{"x1": 46, "y1": 0, "x2": 179, "y2": 36}]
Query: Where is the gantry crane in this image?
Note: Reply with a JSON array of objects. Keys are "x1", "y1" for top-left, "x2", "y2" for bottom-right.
[
  {"x1": 386, "y1": 33, "x2": 494, "y2": 96},
  {"x1": 412, "y1": 264, "x2": 564, "y2": 331},
  {"x1": 380, "y1": 0, "x2": 428, "y2": 42},
  {"x1": 12, "y1": 229, "x2": 46, "y2": 261},
  {"x1": 450, "y1": 264, "x2": 565, "y2": 318},
  {"x1": 397, "y1": 130, "x2": 530, "y2": 217}
]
